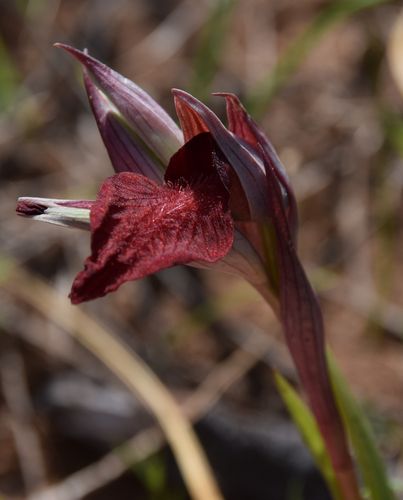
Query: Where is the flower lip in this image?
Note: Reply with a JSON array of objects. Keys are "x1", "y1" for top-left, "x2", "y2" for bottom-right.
[{"x1": 70, "y1": 133, "x2": 234, "y2": 303}]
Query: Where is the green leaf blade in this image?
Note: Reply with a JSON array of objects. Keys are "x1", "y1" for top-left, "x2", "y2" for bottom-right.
[
  {"x1": 327, "y1": 353, "x2": 395, "y2": 500},
  {"x1": 274, "y1": 371, "x2": 343, "y2": 500}
]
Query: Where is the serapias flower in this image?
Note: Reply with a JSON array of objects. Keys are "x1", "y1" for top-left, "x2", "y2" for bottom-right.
[
  {"x1": 16, "y1": 44, "x2": 360, "y2": 499},
  {"x1": 17, "y1": 44, "x2": 290, "y2": 307}
]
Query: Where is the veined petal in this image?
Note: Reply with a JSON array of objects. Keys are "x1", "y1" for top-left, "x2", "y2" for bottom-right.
[
  {"x1": 56, "y1": 44, "x2": 184, "y2": 164},
  {"x1": 172, "y1": 89, "x2": 268, "y2": 221},
  {"x1": 216, "y1": 93, "x2": 288, "y2": 179},
  {"x1": 173, "y1": 96, "x2": 209, "y2": 143},
  {"x1": 84, "y1": 72, "x2": 163, "y2": 182},
  {"x1": 16, "y1": 197, "x2": 92, "y2": 230},
  {"x1": 71, "y1": 164, "x2": 233, "y2": 304},
  {"x1": 218, "y1": 93, "x2": 298, "y2": 243}
]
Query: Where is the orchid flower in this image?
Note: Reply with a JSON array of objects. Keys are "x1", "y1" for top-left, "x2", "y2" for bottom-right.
[{"x1": 16, "y1": 45, "x2": 361, "y2": 499}]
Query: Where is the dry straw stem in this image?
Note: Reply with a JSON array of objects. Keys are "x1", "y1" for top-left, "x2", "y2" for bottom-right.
[{"x1": 1, "y1": 261, "x2": 223, "y2": 500}]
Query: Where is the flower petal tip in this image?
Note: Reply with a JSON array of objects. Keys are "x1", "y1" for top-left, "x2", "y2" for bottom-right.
[
  {"x1": 54, "y1": 44, "x2": 106, "y2": 83},
  {"x1": 69, "y1": 288, "x2": 84, "y2": 305},
  {"x1": 171, "y1": 88, "x2": 194, "y2": 104},
  {"x1": 16, "y1": 197, "x2": 92, "y2": 230},
  {"x1": 211, "y1": 91, "x2": 237, "y2": 98},
  {"x1": 16, "y1": 198, "x2": 46, "y2": 217},
  {"x1": 54, "y1": 43, "x2": 88, "y2": 63}
]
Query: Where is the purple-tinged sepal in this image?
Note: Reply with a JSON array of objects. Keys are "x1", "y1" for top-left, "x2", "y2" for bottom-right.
[
  {"x1": 16, "y1": 197, "x2": 92, "y2": 230},
  {"x1": 217, "y1": 93, "x2": 298, "y2": 243},
  {"x1": 263, "y1": 156, "x2": 360, "y2": 497},
  {"x1": 55, "y1": 43, "x2": 184, "y2": 165},
  {"x1": 83, "y1": 73, "x2": 163, "y2": 182}
]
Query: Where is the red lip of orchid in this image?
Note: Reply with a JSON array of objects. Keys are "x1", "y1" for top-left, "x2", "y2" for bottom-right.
[
  {"x1": 16, "y1": 44, "x2": 361, "y2": 499},
  {"x1": 69, "y1": 132, "x2": 234, "y2": 304}
]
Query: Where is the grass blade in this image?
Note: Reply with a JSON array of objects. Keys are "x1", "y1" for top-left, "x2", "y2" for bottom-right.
[
  {"x1": 0, "y1": 37, "x2": 19, "y2": 110},
  {"x1": 274, "y1": 371, "x2": 343, "y2": 500},
  {"x1": 327, "y1": 353, "x2": 395, "y2": 500}
]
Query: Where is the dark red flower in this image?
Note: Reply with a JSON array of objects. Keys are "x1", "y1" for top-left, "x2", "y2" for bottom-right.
[{"x1": 16, "y1": 45, "x2": 360, "y2": 499}]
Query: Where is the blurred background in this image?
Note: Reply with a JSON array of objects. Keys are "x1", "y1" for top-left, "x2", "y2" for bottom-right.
[{"x1": 1, "y1": 0, "x2": 403, "y2": 498}]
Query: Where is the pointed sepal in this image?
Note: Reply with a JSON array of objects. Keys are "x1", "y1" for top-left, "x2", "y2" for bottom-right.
[
  {"x1": 218, "y1": 92, "x2": 298, "y2": 243},
  {"x1": 83, "y1": 72, "x2": 163, "y2": 181},
  {"x1": 56, "y1": 43, "x2": 184, "y2": 164}
]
